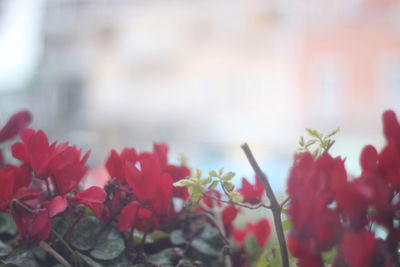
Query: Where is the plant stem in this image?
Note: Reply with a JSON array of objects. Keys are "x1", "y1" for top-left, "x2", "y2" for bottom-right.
[
  {"x1": 40, "y1": 241, "x2": 73, "y2": 267},
  {"x1": 241, "y1": 143, "x2": 289, "y2": 267},
  {"x1": 202, "y1": 193, "x2": 271, "y2": 210}
]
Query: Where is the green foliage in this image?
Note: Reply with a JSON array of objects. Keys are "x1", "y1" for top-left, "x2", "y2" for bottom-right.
[
  {"x1": 4, "y1": 248, "x2": 39, "y2": 267},
  {"x1": 298, "y1": 128, "x2": 339, "y2": 157},
  {"x1": 174, "y1": 167, "x2": 242, "y2": 205},
  {"x1": 256, "y1": 246, "x2": 281, "y2": 267},
  {"x1": 0, "y1": 212, "x2": 17, "y2": 236},
  {"x1": 322, "y1": 247, "x2": 337, "y2": 265},
  {"x1": 89, "y1": 227, "x2": 125, "y2": 260},
  {"x1": 71, "y1": 216, "x2": 104, "y2": 251}
]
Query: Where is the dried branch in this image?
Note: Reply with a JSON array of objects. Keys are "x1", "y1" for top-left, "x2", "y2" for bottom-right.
[
  {"x1": 40, "y1": 241, "x2": 73, "y2": 267},
  {"x1": 241, "y1": 143, "x2": 289, "y2": 267}
]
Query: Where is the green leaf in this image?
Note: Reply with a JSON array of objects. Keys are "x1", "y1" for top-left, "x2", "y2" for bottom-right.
[
  {"x1": 148, "y1": 248, "x2": 173, "y2": 265},
  {"x1": 170, "y1": 230, "x2": 186, "y2": 245},
  {"x1": 5, "y1": 248, "x2": 40, "y2": 267},
  {"x1": 223, "y1": 181, "x2": 234, "y2": 192},
  {"x1": 150, "y1": 230, "x2": 170, "y2": 241},
  {"x1": 198, "y1": 225, "x2": 219, "y2": 240},
  {"x1": 230, "y1": 191, "x2": 242, "y2": 202},
  {"x1": 299, "y1": 136, "x2": 305, "y2": 146},
  {"x1": 76, "y1": 252, "x2": 103, "y2": 267},
  {"x1": 208, "y1": 170, "x2": 218, "y2": 177},
  {"x1": 90, "y1": 227, "x2": 125, "y2": 260},
  {"x1": 191, "y1": 238, "x2": 220, "y2": 256},
  {"x1": 282, "y1": 220, "x2": 292, "y2": 231},
  {"x1": 173, "y1": 179, "x2": 192, "y2": 187},
  {"x1": 281, "y1": 209, "x2": 289, "y2": 215},
  {"x1": 71, "y1": 216, "x2": 104, "y2": 251},
  {"x1": 0, "y1": 212, "x2": 17, "y2": 235},
  {"x1": 0, "y1": 240, "x2": 12, "y2": 257},
  {"x1": 218, "y1": 167, "x2": 224, "y2": 177},
  {"x1": 33, "y1": 246, "x2": 47, "y2": 261},
  {"x1": 208, "y1": 180, "x2": 219, "y2": 190},
  {"x1": 327, "y1": 128, "x2": 340, "y2": 138},
  {"x1": 200, "y1": 177, "x2": 212, "y2": 186},
  {"x1": 195, "y1": 169, "x2": 202, "y2": 179},
  {"x1": 306, "y1": 128, "x2": 322, "y2": 139},
  {"x1": 304, "y1": 140, "x2": 317, "y2": 148},
  {"x1": 104, "y1": 254, "x2": 132, "y2": 267},
  {"x1": 222, "y1": 172, "x2": 235, "y2": 181},
  {"x1": 256, "y1": 249, "x2": 269, "y2": 267},
  {"x1": 322, "y1": 247, "x2": 337, "y2": 265}
]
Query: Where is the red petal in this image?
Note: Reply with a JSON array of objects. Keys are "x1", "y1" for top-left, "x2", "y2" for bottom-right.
[
  {"x1": 222, "y1": 205, "x2": 239, "y2": 225},
  {"x1": 360, "y1": 145, "x2": 378, "y2": 172},
  {"x1": 249, "y1": 218, "x2": 271, "y2": 247},
  {"x1": 11, "y1": 142, "x2": 30, "y2": 163},
  {"x1": 74, "y1": 186, "x2": 106, "y2": 203},
  {"x1": 0, "y1": 110, "x2": 32, "y2": 143},
  {"x1": 232, "y1": 229, "x2": 247, "y2": 244},
  {"x1": 48, "y1": 195, "x2": 67, "y2": 217},
  {"x1": 153, "y1": 143, "x2": 168, "y2": 167},
  {"x1": 383, "y1": 110, "x2": 400, "y2": 144},
  {"x1": 121, "y1": 148, "x2": 137, "y2": 163},
  {"x1": 106, "y1": 150, "x2": 123, "y2": 179},
  {"x1": 117, "y1": 201, "x2": 139, "y2": 232},
  {"x1": 28, "y1": 130, "x2": 49, "y2": 174},
  {"x1": 28, "y1": 209, "x2": 51, "y2": 242},
  {"x1": 341, "y1": 230, "x2": 377, "y2": 267}
]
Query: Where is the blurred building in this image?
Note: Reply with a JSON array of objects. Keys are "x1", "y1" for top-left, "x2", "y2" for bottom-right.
[{"x1": 0, "y1": 0, "x2": 399, "y2": 187}]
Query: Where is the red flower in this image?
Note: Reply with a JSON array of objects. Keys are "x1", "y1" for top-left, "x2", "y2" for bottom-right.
[
  {"x1": 46, "y1": 195, "x2": 67, "y2": 217},
  {"x1": 341, "y1": 230, "x2": 377, "y2": 267},
  {"x1": 287, "y1": 152, "x2": 345, "y2": 265},
  {"x1": 12, "y1": 129, "x2": 89, "y2": 194},
  {"x1": 0, "y1": 164, "x2": 32, "y2": 210},
  {"x1": 222, "y1": 205, "x2": 239, "y2": 225},
  {"x1": 238, "y1": 177, "x2": 264, "y2": 205},
  {"x1": 106, "y1": 148, "x2": 137, "y2": 182},
  {"x1": 125, "y1": 154, "x2": 173, "y2": 216},
  {"x1": 201, "y1": 189, "x2": 222, "y2": 209},
  {"x1": 27, "y1": 209, "x2": 51, "y2": 243},
  {"x1": 232, "y1": 218, "x2": 271, "y2": 247},
  {"x1": 73, "y1": 186, "x2": 107, "y2": 217},
  {"x1": 0, "y1": 110, "x2": 32, "y2": 166},
  {"x1": 0, "y1": 110, "x2": 32, "y2": 143},
  {"x1": 150, "y1": 143, "x2": 190, "y2": 199}
]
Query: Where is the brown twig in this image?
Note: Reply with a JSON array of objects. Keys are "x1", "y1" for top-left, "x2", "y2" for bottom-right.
[
  {"x1": 280, "y1": 197, "x2": 290, "y2": 208},
  {"x1": 241, "y1": 143, "x2": 289, "y2": 267},
  {"x1": 40, "y1": 241, "x2": 73, "y2": 267},
  {"x1": 202, "y1": 193, "x2": 271, "y2": 210}
]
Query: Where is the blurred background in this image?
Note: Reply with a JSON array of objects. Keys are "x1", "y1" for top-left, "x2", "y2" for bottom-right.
[{"x1": 0, "y1": 0, "x2": 399, "y2": 193}]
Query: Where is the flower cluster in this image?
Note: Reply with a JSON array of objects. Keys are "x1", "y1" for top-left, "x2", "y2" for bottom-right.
[
  {"x1": 104, "y1": 143, "x2": 190, "y2": 232},
  {"x1": 0, "y1": 113, "x2": 106, "y2": 243},
  {"x1": 287, "y1": 110, "x2": 400, "y2": 267}
]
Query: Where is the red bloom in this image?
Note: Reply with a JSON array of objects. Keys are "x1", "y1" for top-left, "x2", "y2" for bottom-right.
[
  {"x1": 238, "y1": 177, "x2": 264, "y2": 205},
  {"x1": 125, "y1": 154, "x2": 173, "y2": 216},
  {"x1": 0, "y1": 164, "x2": 32, "y2": 210},
  {"x1": 232, "y1": 218, "x2": 271, "y2": 247},
  {"x1": 222, "y1": 205, "x2": 239, "y2": 225},
  {"x1": 28, "y1": 209, "x2": 51, "y2": 243},
  {"x1": 117, "y1": 201, "x2": 140, "y2": 232},
  {"x1": 0, "y1": 110, "x2": 32, "y2": 143},
  {"x1": 46, "y1": 195, "x2": 67, "y2": 217},
  {"x1": 0, "y1": 110, "x2": 32, "y2": 166},
  {"x1": 12, "y1": 129, "x2": 89, "y2": 194},
  {"x1": 73, "y1": 186, "x2": 106, "y2": 217},
  {"x1": 106, "y1": 148, "x2": 137, "y2": 182},
  {"x1": 201, "y1": 189, "x2": 222, "y2": 209},
  {"x1": 341, "y1": 230, "x2": 377, "y2": 267},
  {"x1": 150, "y1": 143, "x2": 190, "y2": 199}
]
